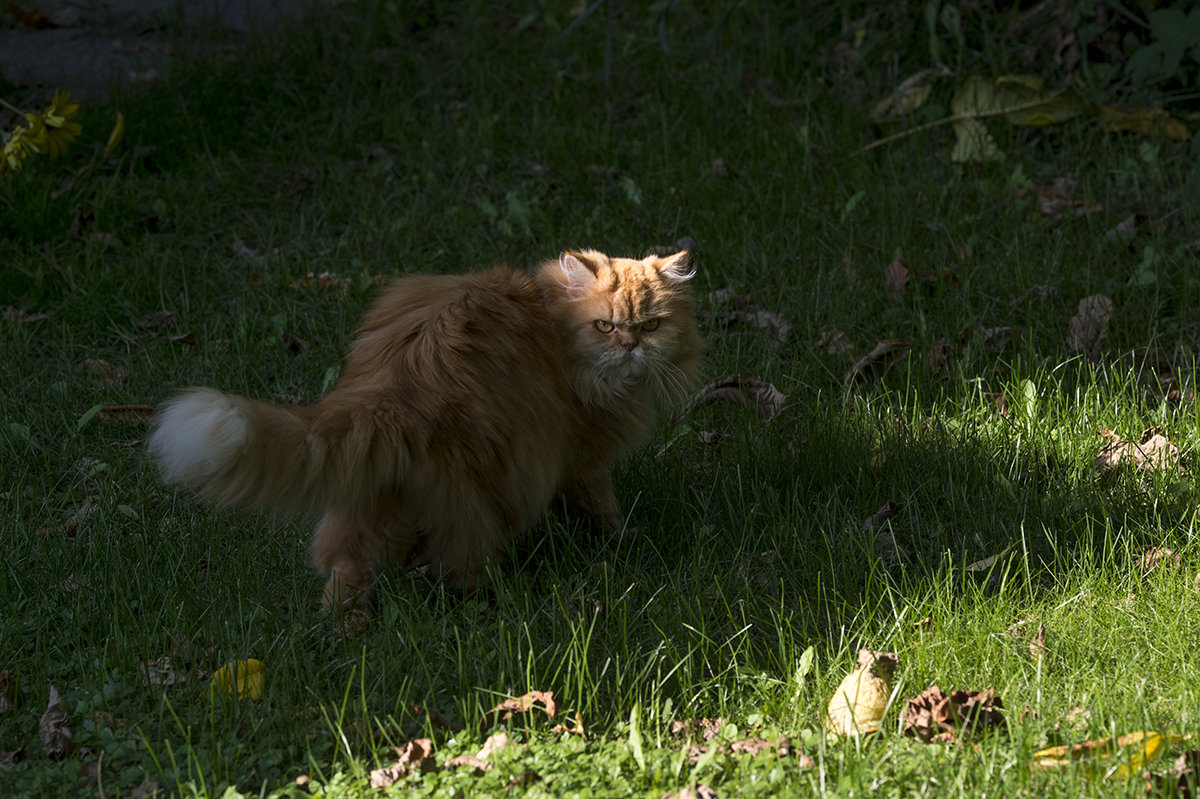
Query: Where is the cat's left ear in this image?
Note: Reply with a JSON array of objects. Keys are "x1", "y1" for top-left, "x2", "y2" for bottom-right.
[
  {"x1": 559, "y1": 251, "x2": 598, "y2": 298},
  {"x1": 657, "y1": 250, "x2": 696, "y2": 282}
]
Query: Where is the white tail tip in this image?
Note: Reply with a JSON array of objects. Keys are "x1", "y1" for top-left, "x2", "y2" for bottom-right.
[{"x1": 148, "y1": 389, "x2": 248, "y2": 486}]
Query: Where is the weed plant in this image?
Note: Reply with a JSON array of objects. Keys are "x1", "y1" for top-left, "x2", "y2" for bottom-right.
[{"x1": 2, "y1": 1, "x2": 1199, "y2": 796}]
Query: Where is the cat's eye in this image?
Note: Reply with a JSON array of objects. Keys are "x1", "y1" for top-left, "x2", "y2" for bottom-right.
[
  {"x1": 640, "y1": 319, "x2": 661, "y2": 332},
  {"x1": 594, "y1": 320, "x2": 615, "y2": 333}
]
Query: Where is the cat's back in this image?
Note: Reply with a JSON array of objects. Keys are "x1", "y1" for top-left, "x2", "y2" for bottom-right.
[{"x1": 341, "y1": 266, "x2": 565, "y2": 389}]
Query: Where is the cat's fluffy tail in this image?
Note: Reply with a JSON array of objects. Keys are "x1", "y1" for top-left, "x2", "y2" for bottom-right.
[{"x1": 147, "y1": 387, "x2": 407, "y2": 513}]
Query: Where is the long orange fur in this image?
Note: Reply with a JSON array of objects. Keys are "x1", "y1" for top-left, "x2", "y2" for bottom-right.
[{"x1": 148, "y1": 249, "x2": 701, "y2": 607}]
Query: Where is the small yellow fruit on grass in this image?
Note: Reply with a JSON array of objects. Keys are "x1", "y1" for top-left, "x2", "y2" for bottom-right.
[{"x1": 825, "y1": 649, "x2": 899, "y2": 737}]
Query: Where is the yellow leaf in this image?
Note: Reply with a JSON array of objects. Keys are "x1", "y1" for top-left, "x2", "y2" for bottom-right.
[
  {"x1": 105, "y1": 112, "x2": 125, "y2": 155},
  {"x1": 210, "y1": 659, "x2": 265, "y2": 701},
  {"x1": 1031, "y1": 731, "x2": 1185, "y2": 779},
  {"x1": 1098, "y1": 106, "x2": 1189, "y2": 141}
]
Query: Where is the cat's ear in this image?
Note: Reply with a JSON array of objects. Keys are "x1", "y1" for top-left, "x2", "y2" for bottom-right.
[
  {"x1": 657, "y1": 250, "x2": 696, "y2": 282},
  {"x1": 559, "y1": 251, "x2": 597, "y2": 297}
]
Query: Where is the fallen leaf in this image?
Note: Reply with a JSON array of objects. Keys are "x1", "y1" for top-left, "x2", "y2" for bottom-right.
[
  {"x1": 139, "y1": 657, "x2": 189, "y2": 688},
  {"x1": 210, "y1": 659, "x2": 264, "y2": 701},
  {"x1": 817, "y1": 328, "x2": 859, "y2": 359},
  {"x1": 128, "y1": 779, "x2": 163, "y2": 799},
  {"x1": 825, "y1": 649, "x2": 898, "y2": 737},
  {"x1": 669, "y1": 718, "x2": 725, "y2": 741},
  {"x1": 36, "y1": 501, "x2": 96, "y2": 536},
  {"x1": 869, "y1": 66, "x2": 952, "y2": 121},
  {"x1": 39, "y1": 685, "x2": 73, "y2": 759},
  {"x1": 550, "y1": 711, "x2": 586, "y2": 737},
  {"x1": 81, "y1": 359, "x2": 128, "y2": 386},
  {"x1": 1095, "y1": 427, "x2": 1180, "y2": 474},
  {"x1": 1099, "y1": 106, "x2": 1189, "y2": 141},
  {"x1": 369, "y1": 738, "x2": 437, "y2": 788},
  {"x1": 844, "y1": 339, "x2": 909, "y2": 389},
  {"x1": 883, "y1": 259, "x2": 960, "y2": 301},
  {"x1": 863, "y1": 500, "x2": 899, "y2": 531},
  {"x1": 479, "y1": 690, "x2": 556, "y2": 730},
  {"x1": 232, "y1": 238, "x2": 264, "y2": 260},
  {"x1": 6, "y1": 3, "x2": 55, "y2": 28},
  {"x1": 98, "y1": 403, "x2": 156, "y2": 425},
  {"x1": 1032, "y1": 731, "x2": 1183, "y2": 779},
  {"x1": 685, "y1": 376, "x2": 787, "y2": 422},
  {"x1": 950, "y1": 76, "x2": 1094, "y2": 162},
  {"x1": 478, "y1": 731, "x2": 510, "y2": 759},
  {"x1": 0, "y1": 746, "x2": 24, "y2": 771},
  {"x1": 2, "y1": 306, "x2": 52, "y2": 323},
  {"x1": 1029, "y1": 624, "x2": 1047, "y2": 660},
  {"x1": 1017, "y1": 177, "x2": 1103, "y2": 219},
  {"x1": 445, "y1": 753, "x2": 491, "y2": 772},
  {"x1": 1138, "y1": 546, "x2": 1182, "y2": 575},
  {"x1": 730, "y1": 737, "x2": 777, "y2": 755},
  {"x1": 964, "y1": 544, "x2": 1015, "y2": 573},
  {"x1": 902, "y1": 685, "x2": 1004, "y2": 743},
  {"x1": 1067, "y1": 294, "x2": 1114, "y2": 360}
]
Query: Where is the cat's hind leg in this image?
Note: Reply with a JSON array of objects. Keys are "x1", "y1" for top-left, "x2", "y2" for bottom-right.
[{"x1": 311, "y1": 508, "x2": 416, "y2": 609}]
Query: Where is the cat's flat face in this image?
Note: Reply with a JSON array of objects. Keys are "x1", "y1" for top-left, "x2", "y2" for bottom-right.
[{"x1": 552, "y1": 250, "x2": 700, "y2": 403}]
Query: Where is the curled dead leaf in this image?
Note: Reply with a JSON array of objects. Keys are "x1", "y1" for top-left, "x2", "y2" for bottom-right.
[
  {"x1": 1017, "y1": 177, "x2": 1103, "y2": 219},
  {"x1": 1138, "y1": 547, "x2": 1182, "y2": 576},
  {"x1": 844, "y1": 339, "x2": 909, "y2": 389},
  {"x1": 39, "y1": 685, "x2": 73, "y2": 759},
  {"x1": 479, "y1": 690, "x2": 556, "y2": 730},
  {"x1": 1095, "y1": 427, "x2": 1180, "y2": 474},
  {"x1": 369, "y1": 738, "x2": 437, "y2": 788},
  {"x1": 1067, "y1": 294, "x2": 1114, "y2": 360},
  {"x1": 817, "y1": 328, "x2": 859, "y2": 360},
  {"x1": 902, "y1": 685, "x2": 1004, "y2": 743},
  {"x1": 686, "y1": 376, "x2": 787, "y2": 422},
  {"x1": 98, "y1": 403, "x2": 156, "y2": 425}
]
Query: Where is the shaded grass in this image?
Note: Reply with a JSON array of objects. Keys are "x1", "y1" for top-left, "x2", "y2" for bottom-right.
[{"x1": 3, "y1": 0, "x2": 1200, "y2": 796}]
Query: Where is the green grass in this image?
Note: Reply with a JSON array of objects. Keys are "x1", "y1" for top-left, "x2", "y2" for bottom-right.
[{"x1": 3, "y1": 1, "x2": 1200, "y2": 796}]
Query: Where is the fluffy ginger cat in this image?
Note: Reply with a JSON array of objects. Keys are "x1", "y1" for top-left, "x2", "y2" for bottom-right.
[{"x1": 148, "y1": 249, "x2": 701, "y2": 607}]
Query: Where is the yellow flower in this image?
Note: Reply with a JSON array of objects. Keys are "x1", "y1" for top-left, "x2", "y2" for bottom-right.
[
  {"x1": 1, "y1": 122, "x2": 43, "y2": 174},
  {"x1": 33, "y1": 90, "x2": 82, "y2": 159}
]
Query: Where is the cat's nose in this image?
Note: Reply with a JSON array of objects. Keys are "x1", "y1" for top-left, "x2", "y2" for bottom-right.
[{"x1": 621, "y1": 341, "x2": 637, "y2": 352}]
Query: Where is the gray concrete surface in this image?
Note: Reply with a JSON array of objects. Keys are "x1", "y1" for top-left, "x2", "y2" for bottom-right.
[{"x1": 1, "y1": 0, "x2": 309, "y2": 102}]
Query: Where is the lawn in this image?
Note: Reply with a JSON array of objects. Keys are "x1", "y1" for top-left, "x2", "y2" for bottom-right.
[{"x1": 2, "y1": 1, "x2": 1199, "y2": 796}]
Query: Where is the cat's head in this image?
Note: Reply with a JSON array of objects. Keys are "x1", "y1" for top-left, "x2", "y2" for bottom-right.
[{"x1": 538, "y1": 249, "x2": 701, "y2": 405}]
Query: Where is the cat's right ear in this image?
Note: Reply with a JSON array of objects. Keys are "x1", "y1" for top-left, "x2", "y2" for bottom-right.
[{"x1": 559, "y1": 252, "x2": 597, "y2": 298}]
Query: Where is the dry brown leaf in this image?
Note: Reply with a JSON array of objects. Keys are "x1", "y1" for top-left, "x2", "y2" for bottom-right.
[
  {"x1": 7, "y1": 3, "x2": 57, "y2": 28},
  {"x1": 817, "y1": 328, "x2": 859, "y2": 359},
  {"x1": 368, "y1": 738, "x2": 437, "y2": 788},
  {"x1": 928, "y1": 337, "x2": 957, "y2": 373},
  {"x1": 1138, "y1": 547, "x2": 1182, "y2": 576},
  {"x1": 902, "y1": 685, "x2": 1004, "y2": 743},
  {"x1": 1029, "y1": 624, "x2": 1047, "y2": 660},
  {"x1": 39, "y1": 685, "x2": 73, "y2": 759},
  {"x1": 884, "y1": 259, "x2": 961, "y2": 301},
  {"x1": 3, "y1": 306, "x2": 52, "y2": 323},
  {"x1": 686, "y1": 376, "x2": 787, "y2": 422},
  {"x1": 0, "y1": 746, "x2": 24, "y2": 771},
  {"x1": 98, "y1": 403, "x2": 156, "y2": 425},
  {"x1": 844, "y1": 339, "x2": 909, "y2": 389},
  {"x1": 863, "y1": 500, "x2": 899, "y2": 531},
  {"x1": 81, "y1": 359, "x2": 128, "y2": 386},
  {"x1": 128, "y1": 778, "x2": 163, "y2": 799},
  {"x1": 479, "y1": 690, "x2": 556, "y2": 730},
  {"x1": 1095, "y1": 427, "x2": 1180, "y2": 474},
  {"x1": 139, "y1": 657, "x2": 190, "y2": 688},
  {"x1": 669, "y1": 717, "x2": 725, "y2": 741},
  {"x1": 1016, "y1": 177, "x2": 1103, "y2": 219},
  {"x1": 730, "y1": 737, "x2": 776, "y2": 755},
  {"x1": 550, "y1": 711, "x2": 586, "y2": 737},
  {"x1": 444, "y1": 753, "x2": 492, "y2": 772},
  {"x1": 478, "y1": 731, "x2": 510, "y2": 759},
  {"x1": 1067, "y1": 294, "x2": 1114, "y2": 359},
  {"x1": 36, "y1": 502, "x2": 96, "y2": 537}
]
